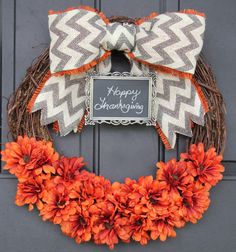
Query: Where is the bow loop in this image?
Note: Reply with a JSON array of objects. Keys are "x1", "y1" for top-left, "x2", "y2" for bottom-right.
[
  {"x1": 131, "y1": 12, "x2": 206, "y2": 75},
  {"x1": 48, "y1": 7, "x2": 108, "y2": 75}
]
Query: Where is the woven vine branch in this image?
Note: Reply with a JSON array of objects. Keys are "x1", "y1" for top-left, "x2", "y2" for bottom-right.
[{"x1": 7, "y1": 16, "x2": 226, "y2": 155}]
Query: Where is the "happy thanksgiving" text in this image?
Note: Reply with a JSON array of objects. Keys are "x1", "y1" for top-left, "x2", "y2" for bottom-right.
[{"x1": 94, "y1": 85, "x2": 144, "y2": 115}]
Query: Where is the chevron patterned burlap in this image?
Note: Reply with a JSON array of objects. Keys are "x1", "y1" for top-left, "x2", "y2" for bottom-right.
[
  {"x1": 31, "y1": 74, "x2": 86, "y2": 136},
  {"x1": 48, "y1": 7, "x2": 205, "y2": 75},
  {"x1": 155, "y1": 73, "x2": 205, "y2": 148},
  {"x1": 28, "y1": 6, "x2": 208, "y2": 149}
]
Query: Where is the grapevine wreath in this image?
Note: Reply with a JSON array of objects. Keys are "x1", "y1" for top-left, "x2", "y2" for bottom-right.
[{"x1": 2, "y1": 6, "x2": 226, "y2": 250}]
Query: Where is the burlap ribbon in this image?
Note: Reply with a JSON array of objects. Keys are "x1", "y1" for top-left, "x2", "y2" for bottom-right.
[{"x1": 28, "y1": 6, "x2": 208, "y2": 149}]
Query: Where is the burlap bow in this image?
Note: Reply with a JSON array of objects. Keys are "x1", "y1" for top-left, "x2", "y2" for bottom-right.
[{"x1": 28, "y1": 6, "x2": 209, "y2": 149}]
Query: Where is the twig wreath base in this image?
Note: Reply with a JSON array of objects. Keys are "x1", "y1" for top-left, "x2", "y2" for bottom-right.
[
  {"x1": 7, "y1": 16, "x2": 226, "y2": 155},
  {"x1": 1, "y1": 136, "x2": 224, "y2": 249}
]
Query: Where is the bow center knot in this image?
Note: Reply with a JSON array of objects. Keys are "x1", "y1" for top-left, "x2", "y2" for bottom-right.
[{"x1": 102, "y1": 22, "x2": 136, "y2": 52}]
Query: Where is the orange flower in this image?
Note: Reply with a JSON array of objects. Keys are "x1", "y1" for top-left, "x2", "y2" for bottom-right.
[
  {"x1": 40, "y1": 182, "x2": 76, "y2": 224},
  {"x1": 1, "y1": 136, "x2": 58, "y2": 181},
  {"x1": 129, "y1": 214, "x2": 150, "y2": 245},
  {"x1": 134, "y1": 176, "x2": 170, "y2": 218},
  {"x1": 179, "y1": 183, "x2": 210, "y2": 223},
  {"x1": 90, "y1": 201, "x2": 120, "y2": 249},
  {"x1": 1, "y1": 136, "x2": 37, "y2": 178},
  {"x1": 53, "y1": 156, "x2": 86, "y2": 184},
  {"x1": 150, "y1": 207, "x2": 185, "y2": 241},
  {"x1": 181, "y1": 143, "x2": 224, "y2": 187},
  {"x1": 114, "y1": 215, "x2": 132, "y2": 243},
  {"x1": 67, "y1": 171, "x2": 94, "y2": 203},
  {"x1": 83, "y1": 175, "x2": 112, "y2": 200},
  {"x1": 70, "y1": 172, "x2": 112, "y2": 202},
  {"x1": 157, "y1": 159, "x2": 193, "y2": 199},
  {"x1": 61, "y1": 202, "x2": 92, "y2": 244},
  {"x1": 150, "y1": 218, "x2": 176, "y2": 241},
  {"x1": 15, "y1": 176, "x2": 44, "y2": 211},
  {"x1": 123, "y1": 178, "x2": 142, "y2": 210},
  {"x1": 109, "y1": 179, "x2": 137, "y2": 214}
]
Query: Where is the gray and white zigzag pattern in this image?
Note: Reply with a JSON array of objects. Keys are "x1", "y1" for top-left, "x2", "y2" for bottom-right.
[
  {"x1": 103, "y1": 22, "x2": 136, "y2": 52},
  {"x1": 155, "y1": 73, "x2": 205, "y2": 148},
  {"x1": 135, "y1": 12, "x2": 205, "y2": 74},
  {"x1": 32, "y1": 74, "x2": 86, "y2": 136},
  {"x1": 49, "y1": 9, "x2": 107, "y2": 73},
  {"x1": 48, "y1": 9, "x2": 205, "y2": 75}
]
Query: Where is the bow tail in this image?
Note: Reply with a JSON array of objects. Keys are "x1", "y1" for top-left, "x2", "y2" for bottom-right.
[
  {"x1": 28, "y1": 73, "x2": 87, "y2": 136},
  {"x1": 129, "y1": 60, "x2": 208, "y2": 149},
  {"x1": 155, "y1": 72, "x2": 208, "y2": 149},
  {"x1": 27, "y1": 55, "x2": 112, "y2": 136}
]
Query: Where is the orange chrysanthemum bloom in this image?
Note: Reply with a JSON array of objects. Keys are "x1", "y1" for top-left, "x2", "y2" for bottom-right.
[
  {"x1": 90, "y1": 201, "x2": 120, "y2": 249},
  {"x1": 149, "y1": 206, "x2": 185, "y2": 241},
  {"x1": 133, "y1": 176, "x2": 170, "y2": 219},
  {"x1": 129, "y1": 214, "x2": 150, "y2": 245},
  {"x1": 150, "y1": 219, "x2": 177, "y2": 241},
  {"x1": 83, "y1": 175, "x2": 112, "y2": 200},
  {"x1": 110, "y1": 182, "x2": 131, "y2": 206},
  {"x1": 123, "y1": 178, "x2": 142, "y2": 209},
  {"x1": 53, "y1": 156, "x2": 86, "y2": 184},
  {"x1": 1, "y1": 136, "x2": 59, "y2": 181},
  {"x1": 150, "y1": 217, "x2": 176, "y2": 241},
  {"x1": 156, "y1": 159, "x2": 194, "y2": 199},
  {"x1": 61, "y1": 202, "x2": 92, "y2": 244},
  {"x1": 68, "y1": 171, "x2": 94, "y2": 204},
  {"x1": 15, "y1": 176, "x2": 44, "y2": 211},
  {"x1": 181, "y1": 143, "x2": 224, "y2": 187},
  {"x1": 179, "y1": 183, "x2": 210, "y2": 223},
  {"x1": 114, "y1": 215, "x2": 133, "y2": 243},
  {"x1": 40, "y1": 182, "x2": 76, "y2": 224},
  {"x1": 109, "y1": 179, "x2": 138, "y2": 214},
  {"x1": 70, "y1": 172, "x2": 112, "y2": 203},
  {"x1": 109, "y1": 179, "x2": 154, "y2": 246}
]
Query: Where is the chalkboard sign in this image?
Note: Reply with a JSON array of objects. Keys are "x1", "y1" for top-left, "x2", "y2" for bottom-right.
[{"x1": 85, "y1": 72, "x2": 157, "y2": 126}]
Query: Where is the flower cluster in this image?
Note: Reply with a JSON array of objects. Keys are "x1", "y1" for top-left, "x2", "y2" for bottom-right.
[{"x1": 1, "y1": 136, "x2": 224, "y2": 249}]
